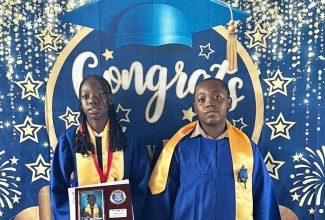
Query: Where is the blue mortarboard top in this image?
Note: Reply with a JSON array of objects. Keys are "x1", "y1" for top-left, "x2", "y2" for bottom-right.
[{"x1": 59, "y1": 0, "x2": 249, "y2": 52}]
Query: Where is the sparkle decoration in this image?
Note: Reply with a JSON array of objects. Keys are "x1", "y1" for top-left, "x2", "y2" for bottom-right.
[
  {"x1": 182, "y1": 107, "x2": 196, "y2": 122},
  {"x1": 290, "y1": 146, "x2": 325, "y2": 214},
  {"x1": 15, "y1": 73, "x2": 44, "y2": 100},
  {"x1": 292, "y1": 152, "x2": 304, "y2": 162},
  {"x1": 263, "y1": 69, "x2": 294, "y2": 96},
  {"x1": 116, "y1": 104, "x2": 131, "y2": 123},
  {"x1": 264, "y1": 152, "x2": 285, "y2": 180},
  {"x1": 25, "y1": 154, "x2": 51, "y2": 182},
  {"x1": 245, "y1": 22, "x2": 271, "y2": 48},
  {"x1": 58, "y1": 106, "x2": 80, "y2": 129},
  {"x1": 14, "y1": 115, "x2": 43, "y2": 143},
  {"x1": 0, "y1": 150, "x2": 22, "y2": 213},
  {"x1": 198, "y1": 43, "x2": 215, "y2": 59},
  {"x1": 35, "y1": 26, "x2": 62, "y2": 51}
]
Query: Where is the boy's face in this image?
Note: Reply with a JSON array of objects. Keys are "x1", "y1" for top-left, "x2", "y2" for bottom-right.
[
  {"x1": 88, "y1": 195, "x2": 96, "y2": 207},
  {"x1": 193, "y1": 79, "x2": 232, "y2": 127}
]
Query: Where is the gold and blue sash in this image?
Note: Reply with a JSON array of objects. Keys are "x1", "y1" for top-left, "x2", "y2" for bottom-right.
[
  {"x1": 76, "y1": 121, "x2": 124, "y2": 186},
  {"x1": 85, "y1": 205, "x2": 100, "y2": 218},
  {"x1": 148, "y1": 120, "x2": 253, "y2": 219}
]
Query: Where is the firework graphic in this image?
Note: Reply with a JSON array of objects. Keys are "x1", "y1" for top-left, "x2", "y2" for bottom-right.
[
  {"x1": 290, "y1": 146, "x2": 325, "y2": 214},
  {"x1": 0, "y1": 150, "x2": 22, "y2": 210}
]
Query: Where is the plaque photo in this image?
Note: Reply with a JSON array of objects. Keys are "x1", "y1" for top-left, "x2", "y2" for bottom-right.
[{"x1": 78, "y1": 189, "x2": 104, "y2": 220}]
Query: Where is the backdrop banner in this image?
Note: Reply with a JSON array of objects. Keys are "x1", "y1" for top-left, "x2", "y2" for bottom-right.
[{"x1": 0, "y1": 1, "x2": 324, "y2": 220}]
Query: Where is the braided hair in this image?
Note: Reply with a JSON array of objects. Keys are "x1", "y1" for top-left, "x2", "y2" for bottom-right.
[{"x1": 73, "y1": 75, "x2": 128, "y2": 157}]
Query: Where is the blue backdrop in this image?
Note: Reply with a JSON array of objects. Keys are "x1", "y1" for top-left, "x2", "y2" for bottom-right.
[{"x1": 0, "y1": 0, "x2": 324, "y2": 219}]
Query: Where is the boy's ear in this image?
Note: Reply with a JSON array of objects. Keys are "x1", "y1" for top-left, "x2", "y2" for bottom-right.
[{"x1": 227, "y1": 97, "x2": 232, "y2": 111}]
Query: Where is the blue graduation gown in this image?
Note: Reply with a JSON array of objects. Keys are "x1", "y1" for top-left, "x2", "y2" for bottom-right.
[
  {"x1": 50, "y1": 127, "x2": 150, "y2": 220},
  {"x1": 146, "y1": 136, "x2": 281, "y2": 220}
]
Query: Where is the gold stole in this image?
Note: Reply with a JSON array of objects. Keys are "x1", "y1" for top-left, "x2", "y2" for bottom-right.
[
  {"x1": 85, "y1": 206, "x2": 100, "y2": 218},
  {"x1": 76, "y1": 122, "x2": 124, "y2": 186},
  {"x1": 148, "y1": 120, "x2": 253, "y2": 219}
]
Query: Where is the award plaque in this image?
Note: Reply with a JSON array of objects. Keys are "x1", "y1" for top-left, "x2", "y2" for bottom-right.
[
  {"x1": 69, "y1": 179, "x2": 133, "y2": 220},
  {"x1": 108, "y1": 187, "x2": 132, "y2": 219}
]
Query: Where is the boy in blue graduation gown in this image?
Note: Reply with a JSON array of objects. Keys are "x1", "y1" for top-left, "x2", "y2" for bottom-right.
[
  {"x1": 50, "y1": 75, "x2": 150, "y2": 220},
  {"x1": 147, "y1": 78, "x2": 281, "y2": 220}
]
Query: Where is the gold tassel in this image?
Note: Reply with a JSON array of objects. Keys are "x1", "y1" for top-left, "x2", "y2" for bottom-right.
[{"x1": 227, "y1": 20, "x2": 237, "y2": 71}]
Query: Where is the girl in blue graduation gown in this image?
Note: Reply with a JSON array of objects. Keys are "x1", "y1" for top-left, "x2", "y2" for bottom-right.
[{"x1": 50, "y1": 75, "x2": 150, "y2": 220}]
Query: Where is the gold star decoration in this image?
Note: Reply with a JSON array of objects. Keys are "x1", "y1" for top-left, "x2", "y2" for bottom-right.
[
  {"x1": 182, "y1": 107, "x2": 196, "y2": 122},
  {"x1": 25, "y1": 154, "x2": 51, "y2": 182},
  {"x1": 10, "y1": 156, "x2": 19, "y2": 165},
  {"x1": 35, "y1": 26, "x2": 61, "y2": 51},
  {"x1": 266, "y1": 113, "x2": 296, "y2": 140},
  {"x1": 15, "y1": 72, "x2": 44, "y2": 99},
  {"x1": 308, "y1": 207, "x2": 315, "y2": 214},
  {"x1": 198, "y1": 43, "x2": 215, "y2": 59},
  {"x1": 264, "y1": 152, "x2": 285, "y2": 180},
  {"x1": 12, "y1": 194, "x2": 21, "y2": 203},
  {"x1": 58, "y1": 106, "x2": 80, "y2": 129},
  {"x1": 245, "y1": 23, "x2": 271, "y2": 48},
  {"x1": 116, "y1": 104, "x2": 131, "y2": 123},
  {"x1": 264, "y1": 69, "x2": 293, "y2": 96},
  {"x1": 291, "y1": 192, "x2": 300, "y2": 201},
  {"x1": 14, "y1": 115, "x2": 43, "y2": 143},
  {"x1": 102, "y1": 49, "x2": 114, "y2": 61},
  {"x1": 232, "y1": 118, "x2": 248, "y2": 130}
]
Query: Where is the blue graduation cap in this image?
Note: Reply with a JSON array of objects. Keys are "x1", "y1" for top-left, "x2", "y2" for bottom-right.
[{"x1": 59, "y1": 0, "x2": 249, "y2": 68}]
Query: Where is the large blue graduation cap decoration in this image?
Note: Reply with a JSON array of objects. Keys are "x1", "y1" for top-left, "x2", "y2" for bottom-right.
[{"x1": 59, "y1": 0, "x2": 249, "y2": 60}]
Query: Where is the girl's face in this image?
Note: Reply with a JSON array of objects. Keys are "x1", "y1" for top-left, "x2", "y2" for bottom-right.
[
  {"x1": 194, "y1": 79, "x2": 232, "y2": 128},
  {"x1": 80, "y1": 77, "x2": 112, "y2": 123}
]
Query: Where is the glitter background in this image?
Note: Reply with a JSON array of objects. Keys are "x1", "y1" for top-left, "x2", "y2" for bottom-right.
[{"x1": 0, "y1": 0, "x2": 325, "y2": 219}]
